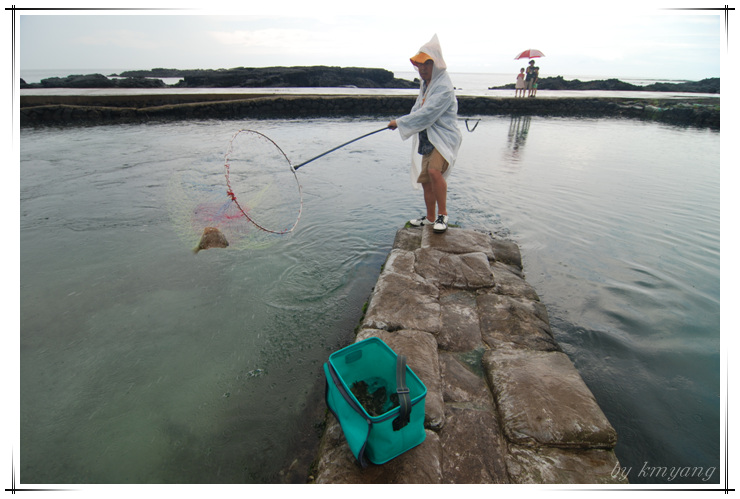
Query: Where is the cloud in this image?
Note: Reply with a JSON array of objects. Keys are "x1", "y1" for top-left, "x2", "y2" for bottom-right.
[
  {"x1": 18, "y1": 9, "x2": 720, "y2": 79},
  {"x1": 209, "y1": 28, "x2": 334, "y2": 54},
  {"x1": 73, "y1": 29, "x2": 163, "y2": 51},
  {"x1": 206, "y1": 24, "x2": 409, "y2": 69}
]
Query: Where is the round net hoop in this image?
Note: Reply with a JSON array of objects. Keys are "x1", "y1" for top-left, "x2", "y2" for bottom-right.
[{"x1": 224, "y1": 129, "x2": 303, "y2": 235}]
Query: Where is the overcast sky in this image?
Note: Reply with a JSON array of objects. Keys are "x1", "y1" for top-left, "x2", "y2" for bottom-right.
[{"x1": 18, "y1": 0, "x2": 723, "y2": 81}]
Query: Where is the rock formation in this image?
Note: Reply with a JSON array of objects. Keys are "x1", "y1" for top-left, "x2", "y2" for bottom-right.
[
  {"x1": 21, "y1": 66, "x2": 419, "y2": 90},
  {"x1": 491, "y1": 75, "x2": 719, "y2": 94},
  {"x1": 313, "y1": 226, "x2": 627, "y2": 484}
]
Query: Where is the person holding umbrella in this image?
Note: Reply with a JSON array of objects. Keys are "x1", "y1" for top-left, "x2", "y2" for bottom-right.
[
  {"x1": 515, "y1": 49, "x2": 544, "y2": 97},
  {"x1": 525, "y1": 60, "x2": 538, "y2": 97},
  {"x1": 388, "y1": 34, "x2": 462, "y2": 234}
]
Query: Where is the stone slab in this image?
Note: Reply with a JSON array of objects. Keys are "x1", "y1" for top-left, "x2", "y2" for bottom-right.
[
  {"x1": 362, "y1": 270, "x2": 440, "y2": 333},
  {"x1": 415, "y1": 248, "x2": 495, "y2": 289},
  {"x1": 382, "y1": 248, "x2": 415, "y2": 275},
  {"x1": 483, "y1": 349, "x2": 617, "y2": 448},
  {"x1": 421, "y1": 226, "x2": 495, "y2": 260},
  {"x1": 313, "y1": 226, "x2": 620, "y2": 484},
  {"x1": 439, "y1": 406, "x2": 510, "y2": 484},
  {"x1": 393, "y1": 227, "x2": 422, "y2": 251},
  {"x1": 438, "y1": 290, "x2": 483, "y2": 352},
  {"x1": 477, "y1": 292, "x2": 560, "y2": 352},
  {"x1": 314, "y1": 414, "x2": 442, "y2": 484},
  {"x1": 490, "y1": 238, "x2": 523, "y2": 269},
  {"x1": 506, "y1": 444, "x2": 627, "y2": 484},
  {"x1": 491, "y1": 261, "x2": 540, "y2": 301},
  {"x1": 439, "y1": 351, "x2": 494, "y2": 411}
]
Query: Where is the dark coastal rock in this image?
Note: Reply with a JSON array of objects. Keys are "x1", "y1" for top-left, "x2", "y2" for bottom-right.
[
  {"x1": 20, "y1": 73, "x2": 166, "y2": 89},
  {"x1": 491, "y1": 75, "x2": 720, "y2": 94},
  {"x1": 37, "y1": 73, "x2": 115, "y2": 88},
  {"x1": 111, "y1": 67, "x2": 184, "y2": 78},
  {"x1": 112, "y1": 76, "x2": 167, "y2": 88},
  {"x1": 113, "y1": 66, "x2": 419, "y2": 89},
  {"x1": 21, "y1": 66, "x2": 418, "y2": 90},
  {"x1": 538, "y1": 76, "x2": 637, "y2": 91}
]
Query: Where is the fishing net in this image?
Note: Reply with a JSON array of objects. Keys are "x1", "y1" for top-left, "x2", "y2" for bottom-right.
[
  {"x1": 167, "y1": 126, "x2": 388, "y2": 253},
  {"x1": 166, "y1": 129, "x2": 303, "y2": 252},
  {"x1": 166, "y1": 169, "x2": 276, "y2": 252},
  {"x1": 224, "y1": 129, "x2": 303, "y2": 235}
]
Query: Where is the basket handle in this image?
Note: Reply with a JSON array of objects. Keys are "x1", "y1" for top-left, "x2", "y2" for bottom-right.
[{"x1": 393, "y1": 355, "x2": 412, "y2": 431}]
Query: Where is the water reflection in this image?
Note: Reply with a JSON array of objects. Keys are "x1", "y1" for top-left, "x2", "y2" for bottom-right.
[
  {"x1": 501, "y1": 115, "x2": 532, "y2": 166},
  {"x1": 507, "y1": 115, "x2": 531, "y2": 151},
  {"x1": 462, "y1": 118, "x2": 480, "y2": 132}
]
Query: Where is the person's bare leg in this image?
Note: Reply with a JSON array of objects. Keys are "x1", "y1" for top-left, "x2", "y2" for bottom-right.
[
  {"x1": 422, "y1": 182, "x2": 436, "y2": 222},
  {"x1": 428, "y1": 168, "x2": 447, "y2": 216}
]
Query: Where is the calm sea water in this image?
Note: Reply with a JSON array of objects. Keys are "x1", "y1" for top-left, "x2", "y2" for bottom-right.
[{"x1": 19, "y1": 114, "x2": 719, "y2": 484}]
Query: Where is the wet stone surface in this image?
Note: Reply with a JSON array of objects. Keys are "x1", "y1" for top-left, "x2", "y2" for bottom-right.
[{"x1": 314, "y1": 226, "x2": 625, "y2": 484}]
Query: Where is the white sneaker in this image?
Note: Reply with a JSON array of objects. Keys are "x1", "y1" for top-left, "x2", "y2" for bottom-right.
[
  {"x1": 409, "y1": 215, "x2": 433, "y2": 227},
  {"x1": 433, "y1": 214, "x2": 448, "y2": 233}
]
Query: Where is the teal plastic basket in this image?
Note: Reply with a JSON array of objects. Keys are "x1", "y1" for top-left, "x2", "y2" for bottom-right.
[{"x1": 324, "y1": 337, "x2": 427, "y2": 467}]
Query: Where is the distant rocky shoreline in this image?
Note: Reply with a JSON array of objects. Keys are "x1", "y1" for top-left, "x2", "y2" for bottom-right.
[
  {"x1": 20, "y1": 66, "x2": 719, "y2": 94},
  {"x1": 20, "y1": 66, "x2": 420, "y2": 90},
  {"x1": 490, "y1": 75, "x2": 719, "y2": 94}
]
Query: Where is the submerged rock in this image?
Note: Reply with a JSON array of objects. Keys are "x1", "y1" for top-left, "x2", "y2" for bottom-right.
[{"x1": 193, "y1": 226, "x2": 229, "y2": 254}]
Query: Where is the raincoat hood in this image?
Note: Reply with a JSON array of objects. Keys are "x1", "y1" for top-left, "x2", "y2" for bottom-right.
[{"x1": 410, "y1": 34, "x2": 447, "y2": 79}]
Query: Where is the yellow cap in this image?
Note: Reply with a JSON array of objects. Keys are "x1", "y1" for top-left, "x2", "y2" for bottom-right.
[{"x1": 410, "y1": 52, "x2": 432, "y2": 66}]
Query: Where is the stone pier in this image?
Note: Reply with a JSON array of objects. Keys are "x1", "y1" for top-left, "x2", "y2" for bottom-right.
[
  {"x1": 313, "y1": 226, "x2": 627, "y2": 484},
  {"x1": 19, "y1": 94, "x2": 719, "y2": 129}
]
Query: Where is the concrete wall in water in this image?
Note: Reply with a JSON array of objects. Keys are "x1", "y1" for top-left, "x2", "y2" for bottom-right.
[
  {"x1": 19, "y1": 94, "x2": 719, "y2": 129},
  {"x1": 312, "y1": 226, "x2": 627, "y2": 484}
]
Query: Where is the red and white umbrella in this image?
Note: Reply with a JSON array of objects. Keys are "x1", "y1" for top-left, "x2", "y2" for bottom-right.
[{"x1": 515, "y1": 49, "x2": 545, "y2": 60}]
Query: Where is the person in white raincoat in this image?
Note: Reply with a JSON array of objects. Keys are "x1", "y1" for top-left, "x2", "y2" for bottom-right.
[{"x1": 388, "y1": 34, "x2": 462, "y2": 233}]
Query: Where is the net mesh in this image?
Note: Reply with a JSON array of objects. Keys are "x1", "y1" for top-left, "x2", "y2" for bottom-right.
[
  {"x1": 167, "y1": 170, "x2": 276, "y2": 251},
  {"x1": 225, "y1": 129, "x2": 303, "y2": 235},
  {"x1": 166, "y1": 129, "x2": 303, "y2": 252}
]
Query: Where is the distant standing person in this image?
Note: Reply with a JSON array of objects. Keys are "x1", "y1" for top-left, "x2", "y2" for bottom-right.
[
  {"x1": 525, "y1": 60, "x2": 536, "y2": 96},
  {"x1": 515, "y1": 68, "x2": 526, "y2": 97},
  {"x1": 528, "y1": 61, "x2": 540, "y2": 97},
  {"x1": 388, "y1": 34, "x2": 462, "y2": 234}
]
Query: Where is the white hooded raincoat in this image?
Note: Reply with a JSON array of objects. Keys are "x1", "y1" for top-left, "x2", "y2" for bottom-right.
[{"x1": 396, "y1": 34, "x2": 462, "y2": 189}]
